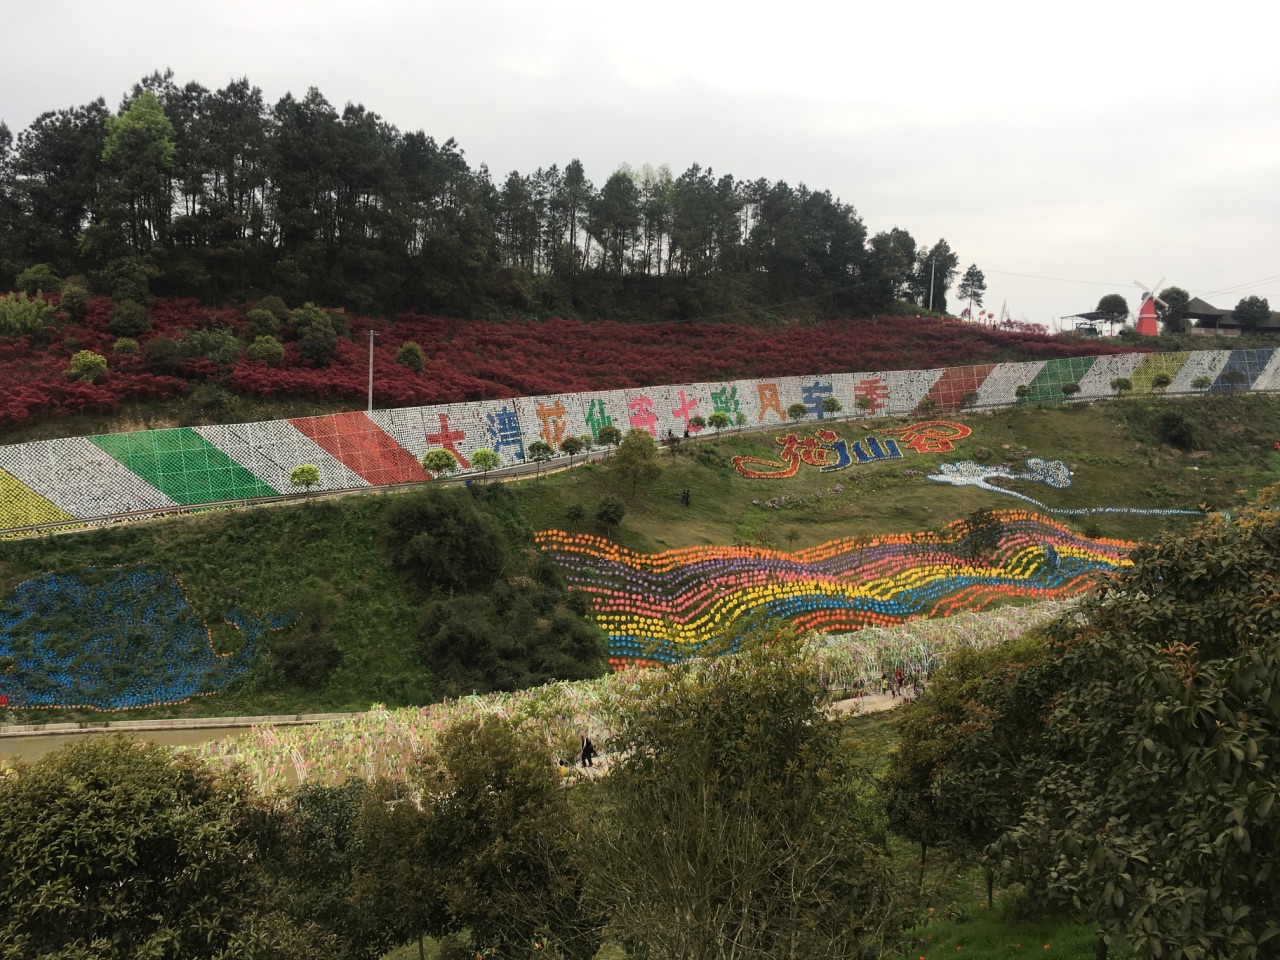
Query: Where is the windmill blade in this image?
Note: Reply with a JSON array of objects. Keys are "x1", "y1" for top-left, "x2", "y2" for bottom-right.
[{"x1": 1133, "y1": 280, "x2": 1152, "y2": 295}]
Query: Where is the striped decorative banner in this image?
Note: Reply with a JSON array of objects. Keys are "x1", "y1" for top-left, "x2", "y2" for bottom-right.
[{"x1": 0, "y1": 348, "x2": 1273, "y2": 531}]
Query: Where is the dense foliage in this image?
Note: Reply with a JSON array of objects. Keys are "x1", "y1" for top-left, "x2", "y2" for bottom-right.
[
  {"x1": 0, "y1": 737, "x2": 296, "y2": 959},
  {"x1": 892, "y1": 489, "x2": 1280, "y2": 958},
  {"x1": 0, "y1": 71, "x2": 986, "y2": 322},
  {"x1": 586, "y1": 631, "x2": 902, "y2": 958},
  {"x1": 387, "y1": 485, "x2": 608, "y2": 696}
]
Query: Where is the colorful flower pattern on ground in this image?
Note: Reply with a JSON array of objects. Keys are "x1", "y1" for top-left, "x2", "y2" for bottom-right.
[
  {"x1": 191, "y1": 602, "x2": 1071, "y2": 792},
  {"x1": 535, "y1": 514, "x2": 1132, "y2": 664},
  {"x1": 732, "y1": 421, "x2": 967, "y2": 478},
  {"x1": 0, "y1": 564, "x2": 293, "y2": 711}
]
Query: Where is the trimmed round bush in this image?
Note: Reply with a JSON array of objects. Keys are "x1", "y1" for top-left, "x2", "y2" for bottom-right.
[
  {"x1": 16, "y1": 263, "x2": 61, "y2": 295},
  {"x1": 395, "y1": 340, "x2": 425, "y2": 371},
  {"x1": 112, "y1": 337, "x2": 140, "y2": 355},
  {"x1": 242, "y1": 308, "x2": 281, "y2": 342},
  {"x1": 246, "y1": 335, "x2": 285, "y2": 367},
  {"x1": 66, "y1": 350, "x2": 107, "y2": 383}
]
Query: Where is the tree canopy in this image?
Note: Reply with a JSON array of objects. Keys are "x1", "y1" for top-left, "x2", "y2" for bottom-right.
[
  {"x1": 0, "y1": 71, "x2": 966, "y2": 321},
  {"x1": 1233, "y1": 295, "x2": 1271, "y2": 330}
]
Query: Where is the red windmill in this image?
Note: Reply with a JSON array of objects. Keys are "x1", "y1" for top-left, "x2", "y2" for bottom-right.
[{"x1": 1133, "y1": 277, "x2": 1167, "y2": 336}]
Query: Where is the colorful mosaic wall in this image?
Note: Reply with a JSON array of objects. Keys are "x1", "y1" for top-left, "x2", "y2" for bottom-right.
[
  {"x1": 0, "y1": 564, "x2": 292, "y2": 711},
  {"x1": 535, "y1": 513, "x2": 1133, "y2": 665},
  {"x1": 1, "y1": 348, "x2": 1276, "y2": 531}
]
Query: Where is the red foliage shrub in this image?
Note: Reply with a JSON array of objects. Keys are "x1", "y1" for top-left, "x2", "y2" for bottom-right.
[{"x1": 0, "y1": 297, "x2": 1147, "y2": 432}]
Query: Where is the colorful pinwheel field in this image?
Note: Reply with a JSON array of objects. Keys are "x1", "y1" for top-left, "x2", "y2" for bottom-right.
[
  {"x1": 535, "y1": 511, "x2": 1131, "y2": 664},
  {"x1": 192, "y1": 601, "x2": 1072, "y2": 792}
]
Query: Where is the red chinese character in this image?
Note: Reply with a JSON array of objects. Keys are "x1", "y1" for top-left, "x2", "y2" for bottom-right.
[
  {"x1": 878, "y1": 420, "x2": 972, "y2": 453},
  {"x1": 628, "y1": 395, "x2": 658, "y2": 436},
  {"x1": 853, "y1": 377, "x2": 890, "y2": 416},
  {"x1": 426, "y1": 413, "x2": 470, "y2": 469},
  {"x1": 671, "y1": 390, "x2": 702, "y2": 433}
]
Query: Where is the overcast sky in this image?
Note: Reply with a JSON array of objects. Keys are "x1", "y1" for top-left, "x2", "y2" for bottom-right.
[{"x1": 3, "y1": 0, "x2": 1278, "y2": 327}]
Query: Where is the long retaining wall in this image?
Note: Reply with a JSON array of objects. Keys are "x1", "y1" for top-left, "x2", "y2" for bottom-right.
[{"x1": 2, "y1": 348, "x2": 1277, "y2": 531}]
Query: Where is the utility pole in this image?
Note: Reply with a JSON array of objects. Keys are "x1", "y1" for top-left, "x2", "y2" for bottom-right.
[
  {"x1": 928, "y1": 258, "x2": 936, "y2": 313},
  {"x1": 367, "y1": 330, "x2": 377, "y2": 413}
]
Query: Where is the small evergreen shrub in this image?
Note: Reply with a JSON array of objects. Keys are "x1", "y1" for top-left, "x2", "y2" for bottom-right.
[
  {"x1": 395, "y1": 340, "x2": 425, "y2": 371},
  {"x1": 112, "y1": 337, "x2": 140, "y2": 355},
  {"x1": 106, "y1": 299, "x2": 151, "y2": 337},
  {"x1": 16, "y1": 263, "x2": 61, "y2": 294},
  {"x1": 0, "y1": 292, "x2": 57, "y2": 337},
  {"x1": 66, "y1": 350, "x2": 107, "y2": 383},
  {"x1": 245, "y1": 335, "x2": 285, "y2": 367}
]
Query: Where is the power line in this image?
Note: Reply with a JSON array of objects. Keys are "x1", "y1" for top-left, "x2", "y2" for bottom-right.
[{"x1": 984, "y1": 269, "x2": 1127, "y2": 288}]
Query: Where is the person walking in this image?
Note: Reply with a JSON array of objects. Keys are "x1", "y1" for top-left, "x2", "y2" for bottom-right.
[{"x1": 580, "y1": 733, "x2": 596, "y2": 767}]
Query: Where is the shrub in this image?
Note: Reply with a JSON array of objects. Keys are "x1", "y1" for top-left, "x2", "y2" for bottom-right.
[
  {"x1": 100, "y1": 255, "x2": 157, "y2": 304},
  {"x1": 917, "y1": 396, "x2": 938, "y2": 412},
  {"x1": 0, "y1": 292, "x2": 57, "y2": 337},
  {"x1": 395, "y1": 340, "x2": 425, "y2": 371},
  {"x1": 58, "y1": 275, "x2": 91, "y2": 319},
  {"x1": 143, "y1": 335, "x2": 183, "y2": 375},
  {"x1": 855, "y1": 395, "x2": 874, "y2": 410},
  {"x1": 1190, "y1": 375, "x2": 1212, "y2": 390},
  {"x1": 66, "y1": 350, "x2": 108, "y2": 383},
  {"x1": 1110, "y1": 377, "x2": 1132, "y2": 393},
  {"x1": 1060, "y1": 382, "x2": 1081, "y2": 396},
  {"x1": 180, "y1": 327, "x2": 241, "y2": 366},
  {"x1": 822, "y1": 396, "x2": 843, "y2": 415},
  {"x1": 106, "y1": 299, "x2": 151, "y2": 337},
  {"x1": 787, "y1": 402, "x2": 809, "y2": 421},
  {"x1": 112, "y1": 337, "x2": 140, "y2": 355},
  {"x1": 183, "y1": 384, "x2": 241, "y2": 422},
  {"x1": 296, "y1": 310, "x2": 338, "y2": 366},
  {"x1": 388, "y1": 487, "x2": 509, "y2": 592},
  {"x1": 245, "y1": 335, "x2": 285, "y2": 367},
  {"x1": 1014, "y1": 384, "x2": 1031, "y2": 398},
  {"x1": 596, "y1": 496, "x2": 626, "y2": 533},
  {"x1": 252, "y1": 294, "x2": 290, "y2": 323},
  {"x1": 15, "y1": 262, "x2": 61, "y2": 294},
  {"x1": 241, "y1": 308, "x2": 281, "y2": 342},
  {"x1": 270, "y1": 586, "x2": 340, "y2": 688},
  {"x1": 1151, "y1": 372, "x2": 1172, "y2": 390},
  {"x1": 1156, "y1": 410, "x2": 1198, "y2": 449}
]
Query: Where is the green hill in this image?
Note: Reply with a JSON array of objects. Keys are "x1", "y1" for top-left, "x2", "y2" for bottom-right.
[{"x1": 2, "y1": 391, "x2": 1278, "y2": 724}]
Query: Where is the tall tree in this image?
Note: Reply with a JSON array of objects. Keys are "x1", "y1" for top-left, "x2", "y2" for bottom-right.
[
  {"x1": 908, "y1": 239, "x2": 959, "y2": 312},
  {"x1": 1097, "y1": 293, "x2": 1130, "y2": 332},
  {"x1": 11, "y1": 99, "x2": 109, "y2": 269},
  {"x1": 0, "y1": 737, "x2": 289, "y2": 957},
  {"x1": 1156, "y1": 285, "x2": 1191, "y2": 333},
  {"x1": 1233, "y1": 295, "x2": 1271, "y2": 331},
  {"x1": 956, "y1": 263, "x2": 986, "y2": 316},
  {"x1": 95, "y1": 89, "x2": 177, "y2": 255},
  {"x1": 587, "y1": 168, "x2": 641, "y2": 274}
]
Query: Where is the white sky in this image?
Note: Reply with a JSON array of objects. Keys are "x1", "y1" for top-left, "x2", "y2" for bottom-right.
[{"x1": 4, "y1": 0, "x2": 1279, "y2": 327}]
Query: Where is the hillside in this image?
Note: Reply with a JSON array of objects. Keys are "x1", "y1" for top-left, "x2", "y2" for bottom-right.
[
  {"x1": 0, "y1": 293, "x2": 1145, "y2": 443},
  {"x1": 2, "y1": 390, "x2": 1278, "y2": 724}
]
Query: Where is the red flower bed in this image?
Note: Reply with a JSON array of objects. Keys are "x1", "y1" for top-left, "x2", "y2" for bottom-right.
[{"x1": 0, "y1": 296, "x2": 1146, "y2": 432}]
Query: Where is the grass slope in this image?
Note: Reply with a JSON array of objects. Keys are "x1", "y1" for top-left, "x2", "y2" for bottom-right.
[{"x1": 2, "y1": 392, "x2": 1279, "y2": 723}]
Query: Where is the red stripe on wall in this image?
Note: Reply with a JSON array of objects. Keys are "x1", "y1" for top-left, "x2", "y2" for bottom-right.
[{"x1": 289, "y1": 412, "x2": 426, "y2": 486}]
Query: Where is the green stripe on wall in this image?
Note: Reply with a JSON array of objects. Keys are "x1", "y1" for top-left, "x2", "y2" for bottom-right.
[
  {"x1": 1018, "y1": 356, "x2": 1098, "y2": 404},
  {"x1": 90, "y1": 428, "x2": 280, "y2": 505}
]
